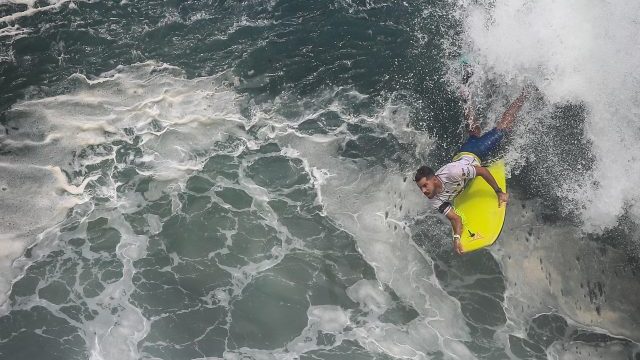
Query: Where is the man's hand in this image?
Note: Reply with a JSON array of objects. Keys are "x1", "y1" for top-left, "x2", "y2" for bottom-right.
[
  {"x1": 453, "y1": 235, "x2": 464, "y2": 255},
  {"x1": 446, "y1": 211, "x2": 464, "y2": 255},
  {"x1": 497, "y1": 191, "x2": 509, "y2": 207}
]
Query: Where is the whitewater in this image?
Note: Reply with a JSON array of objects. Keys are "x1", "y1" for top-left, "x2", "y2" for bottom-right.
[{"x1": 0, "y1": 0, "x2": 639, "y2": 359}]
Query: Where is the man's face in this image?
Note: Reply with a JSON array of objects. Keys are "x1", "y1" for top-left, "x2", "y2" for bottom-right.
[{"x1": 416, "y1": 177, "x2": 437, "y2": 199}]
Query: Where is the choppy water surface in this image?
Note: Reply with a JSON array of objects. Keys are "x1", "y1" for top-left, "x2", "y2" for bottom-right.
[{"x1": 1, "y1": 0, "x2": 639, "y2": 359}]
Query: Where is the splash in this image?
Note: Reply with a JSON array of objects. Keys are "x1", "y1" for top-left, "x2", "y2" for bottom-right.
[{"x1": 458, "y1": 0, "x2": 640, "y2": 232}]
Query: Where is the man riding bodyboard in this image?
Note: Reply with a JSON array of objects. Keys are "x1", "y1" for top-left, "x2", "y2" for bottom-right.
[{"x1": 415, "y1": 78, "x2": 529, "y2": 254}]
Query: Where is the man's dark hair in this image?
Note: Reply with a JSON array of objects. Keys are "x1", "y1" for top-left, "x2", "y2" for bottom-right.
[{"x1": 414, "y1": 166, "x2": 435, "y2": 182}]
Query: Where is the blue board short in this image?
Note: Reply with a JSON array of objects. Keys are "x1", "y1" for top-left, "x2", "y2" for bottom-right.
[{"x1": 459, "y1": 128, "x2": 505, "y2": 162}]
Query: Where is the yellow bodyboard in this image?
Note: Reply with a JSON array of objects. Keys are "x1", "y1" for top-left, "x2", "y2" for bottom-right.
[{"x1": 453, "y1": 159, "x2": 507, "y2": 253}]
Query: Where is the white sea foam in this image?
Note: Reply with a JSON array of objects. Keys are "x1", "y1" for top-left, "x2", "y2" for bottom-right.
[
  {"x1": 1, "y1": 62, "x2": 251, "y2": 358},
  {"x1": 0, "y1": 162, "x2": 89, "y2": 312},
  {"x1": 0, "y1": 24, "x2": 29, "y2": 38},
  {"x1": 279, "y1": 100, "x2": 476, "y2": 358},
  {"x1": 346, "y1": 279, "x2": 391, "y2": 314},
  {"x1": 307, "y1": 305, "x2": 350, "y2": 333}
]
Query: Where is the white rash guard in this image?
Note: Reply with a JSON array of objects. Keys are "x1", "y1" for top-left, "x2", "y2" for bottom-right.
[{"x1": 430, "y1": 154, "x2": 479, "y2": 215}]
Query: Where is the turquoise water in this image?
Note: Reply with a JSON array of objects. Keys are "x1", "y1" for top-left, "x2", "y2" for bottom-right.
[{"x1": 1, "y1": 0, "x2": 639, "y2": 359}]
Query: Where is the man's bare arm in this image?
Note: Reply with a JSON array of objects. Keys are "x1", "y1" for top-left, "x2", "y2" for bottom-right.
[
  {"x1": 445, "y1": 209, "x2": 464, "y2": 254},
  {"x1": 473, "y1": 165, "x2": 509, "y2": 207}
]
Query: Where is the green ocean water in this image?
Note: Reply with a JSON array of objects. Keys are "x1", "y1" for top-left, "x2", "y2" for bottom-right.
[{"x1": 1, "y1": 0, "x2": 639, "y2": 359}]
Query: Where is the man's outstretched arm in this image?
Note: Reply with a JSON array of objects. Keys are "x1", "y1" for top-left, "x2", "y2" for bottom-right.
[
  {"x1": 445, "y1": 209, "x2": 464, "y2": 254},
  {"x1": 473, "y1": 165, "x2": 509, "y2": 207}
]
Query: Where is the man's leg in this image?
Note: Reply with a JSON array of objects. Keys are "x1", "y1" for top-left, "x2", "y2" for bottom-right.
[
  {"x1": 464, "y1": 101, "x2": 481, "y2": 137},
  {"x1": 460, "y1": 64, "x2": 481, "y2": 137},
  {"x1": 496, "y1": 91, "x2": 527, "y2": 131}
]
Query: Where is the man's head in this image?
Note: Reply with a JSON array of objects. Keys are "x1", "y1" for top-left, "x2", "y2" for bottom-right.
[{"x1": 415, "y1": 166, "x2": 439, "y2": 199}]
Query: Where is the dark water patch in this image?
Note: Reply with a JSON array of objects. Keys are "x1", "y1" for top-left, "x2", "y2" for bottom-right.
[
  {"x1": 123, "y1": 194, "x2": 175, "y2": 223},
  {"x1": 235, "y1": 0, "x2": 415, "y2": 97},
  {"x1": 229, "y1": 250, "x2": 361, "y2": 350},
  {"x1": 131, "y1": 234, "x2": 232, "y2": 316},
  {"x1": 87, "y1": 217, "x2": 121, "y2": 253},
  {"x1": 379, "y1": 284, "x2": 420, "y2": 325},
  {"x1": 0, "y1": 0, "x2": 234, "y2": 111},
  {"x1": 457, "y1": 291, "x2": 506, "y2": 328},
  {"x1": 527, "y1": 313, "x2": 569, "y2": 348},
  {"x1": 38, "y1": 280, "x2": 71, "y2": 306},
  {"x1": 300, "y1": 339, "x2": 395, "y2": 360},
  {"x1": 255, "y1": 142, "x2": 281, "y2": 154},
  {"x1": 464, "y1": 325, "x2": 511, "y2": 360},
  {"x1": 216, "y1": 187, "x2": 253, "y2": 209},
  {"x1": 158, "y1": 204, "x2": 232, "y2": 260},
  {"x1": 172, "y1": 260, "x2": 231, "y2": 297},
  {"x1": 341, "y1": 133, "x2": 389, "y2": 159},
  {"x1": 224, "y1": 210, "x2": 281, "y2": 264},
  {"x1": 180, "y1": 193, "x2": 212, "y2": 215},
  {"x1": 508, "y1": 334, "x2": 547, "y2": 360},
  {"x1": 185, "y1": 175, "x2": 215, "y2": 194},
  {"x1": 0, "y1": 3, "x2": 27, "y2": 18},
  {"x1": 558, "y1": 328, "x2": 640, "y2": 359},
  {"x1": 229, "y1": 267, "x2": 309, "y2": 349},
  {"x1": 9, "y1": 225, "x2": 124, "y2": 306},
  {"x1": 427, "y1": 236, "x2": 510, "y2": 357},
  {"x1": 202, "y1": 153, "x2": 240, "y2": 182},
  {"x1": 281, "y1": 215, "x2": 325, "y2": 239},
  {"x1": 265, "y1": 194, "x2": 375, "y2": 283},
  {"x1": 140, "y1": 305, "x2": 228, "y2": 359},
  {"x1": 58, "y1": 302, "x2": 96, "y2": 324},
  {"x1": 11, "y1": 271, "x2": 40, "y2": 299},
  {"x1": 132, "y1": 256, "x2": 190, "y2": 315},
  {"x1": 1, "y1": 0, "x2": 425, "y2": 113},
  {"x1": 434, "y1": 250, "x2": 507, "y2": 327},
  {"x1": 332, "y1": 118, "x2": 421, "y2": 168},
  {"x1": 0, "y1": 306, "x2": 87, "y2": 360},
  {"x1": 296, "y1": 110, "x2": 344, "y2": 135},
  {"x1": 248, "y1": 155, "x2": 310, "y2": 190},
  {"x1": 570, "y1": 329, "x2": 630, "y2": 344},
  {"x1": 379, "y1": 302, "x2": 419, "y2": 325}
]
